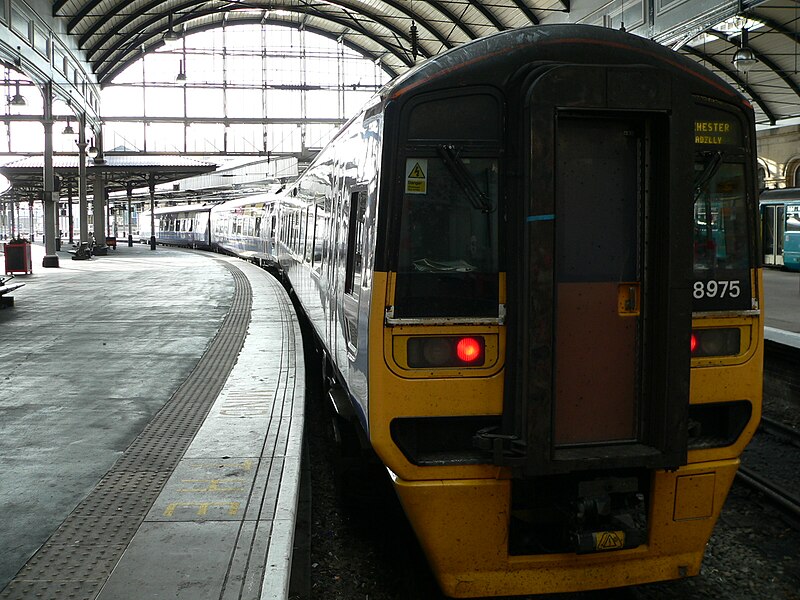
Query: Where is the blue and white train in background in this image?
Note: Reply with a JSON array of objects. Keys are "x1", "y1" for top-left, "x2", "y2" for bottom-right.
[{"x1": 759, "y1": 187, "x2": 800, "y2": 270}]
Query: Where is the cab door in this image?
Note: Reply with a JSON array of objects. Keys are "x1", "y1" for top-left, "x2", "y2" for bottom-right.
[
  {"x1": 511, "y1": 64, "x2": 691, "y2": 475},
  {"x1": 553, "y1": 116, "x2": 641, "y2": 446}
]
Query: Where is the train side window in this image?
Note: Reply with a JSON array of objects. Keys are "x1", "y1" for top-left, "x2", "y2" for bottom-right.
[
  {"x1": 302, "y1": 207, "x2": 311, "y2": 261},
  {"x1": 787, "y1": 204, "x2": 800, "y2": 233},
  {"x1": 312, "y1": 203, "x2": 328, "y2": 273},
  {"x1": 345, "y1": 188, "x2": 367, "y2": 296},
  {"x1": 307, "y1": 205, "x2": 317, "y2": 265}
]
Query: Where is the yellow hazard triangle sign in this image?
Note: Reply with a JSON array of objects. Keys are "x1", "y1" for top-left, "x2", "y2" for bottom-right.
[
  {"x1": 408, "y1": 163, "x2": 426, "y2": 178},
  {"x1": 405, "y1": 158, "x2": 427, "y2": 194}
]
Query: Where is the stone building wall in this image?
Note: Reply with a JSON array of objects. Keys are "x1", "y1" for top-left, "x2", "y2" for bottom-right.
[{"x1": 756, "y1": 125, "x2": 800, "y2": 190}]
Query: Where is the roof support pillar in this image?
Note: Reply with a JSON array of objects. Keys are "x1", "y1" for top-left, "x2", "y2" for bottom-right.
[
  {"x1": 127, "y1": 182, "x2": 134, "y2": 247},
  {"x1": 92, "y1": 170, "x2": 107, "y2": 255},
  {"x1": 77, "y1": 113, "x2": 90, "y2": 245},
  {"x1": 66, "y1": 185, "x2": 73, "y2": 244},
  {"x1": 42, "y1": 82, "x2": 59, "y2": 268},
  {"x1": 92, "y1": 128, "x2": 108, "y2": 255},
  {"x1": 149, "y1": 174, "x2": 156, "y2": 251}
]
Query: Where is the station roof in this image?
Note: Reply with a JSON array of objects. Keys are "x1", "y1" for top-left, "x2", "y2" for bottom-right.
[
  {"x1": 51, "y1": 0, "x2": 800, "y2": 126},
  {"x1": 0, "y1": 154, "x2": 216, "y2": 201}
]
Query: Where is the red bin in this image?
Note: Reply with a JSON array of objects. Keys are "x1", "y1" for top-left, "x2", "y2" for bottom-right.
[{"x1": 4, "y1": 241, "x2": 32, "y2": 275}]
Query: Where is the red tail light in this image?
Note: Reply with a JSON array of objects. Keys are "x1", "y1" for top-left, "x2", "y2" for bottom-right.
[
  {"x1": 456, "y1": 337, "x2": 483, "y2": 363},
  {"x1": 407, "y1": 336, "x2": 486, "y2": 368}
]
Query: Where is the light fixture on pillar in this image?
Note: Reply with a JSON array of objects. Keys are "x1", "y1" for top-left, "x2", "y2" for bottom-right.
[
  {"x1": 732, "y1": 27, "x2": 758, "y2": 74},
  {"x1": 163, "y1": 14, "x2": 182, "y2": 42},
  {"x1": 88, "y1": 137, "x2": 105, "y2": 165},
  {"x1": 9, "y1": 81, "x2": 25, "y2": 106},
  {"x1": 176, "y1": 59, "x2": 187, "y2": 82},
  {"x1": 62, "y1": 120, "x2": 75, "y2": 135}
]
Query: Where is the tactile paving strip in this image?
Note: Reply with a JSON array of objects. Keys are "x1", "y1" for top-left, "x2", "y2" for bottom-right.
[{"x1": 0, "y1": 259, "x2": 252, "y2": 600}]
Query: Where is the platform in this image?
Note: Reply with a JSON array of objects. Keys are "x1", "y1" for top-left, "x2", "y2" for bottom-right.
[
  {"x1": 763, "y1": 268, "x2": 800, "y2": 349},
  {"x1": 0, "y1": 243, "x2": 305, "y2": 600}
]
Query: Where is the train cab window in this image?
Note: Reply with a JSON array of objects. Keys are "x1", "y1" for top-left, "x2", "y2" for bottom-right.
[
  {"x1": 692, "y1": 160, "x2": 752, "y2": 311},
  {"x1": 395, "y1": 154, "x2": 500, "y2": 318},
  {"x1": 394, "y1": 90, "x2": 502, "y2": 319}
]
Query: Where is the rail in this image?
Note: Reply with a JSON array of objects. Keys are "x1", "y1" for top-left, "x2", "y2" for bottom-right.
[{"x1": 736, "y1": 465, "x2": 800, "y2": 521}]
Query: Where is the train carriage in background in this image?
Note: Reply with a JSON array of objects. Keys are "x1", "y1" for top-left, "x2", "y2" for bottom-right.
[
  {"x1": 138, "y1": 204, "x2": 212, "y2": 249},
  {"x1": 208, "y1": 24, "x2": 763, "y2": 598},
  {"x1": 209, "y1": 196, "x2": 277, "y2": 261},
  {"x1": 760, "y1": 187, "x2": 800, "y2": 270}
]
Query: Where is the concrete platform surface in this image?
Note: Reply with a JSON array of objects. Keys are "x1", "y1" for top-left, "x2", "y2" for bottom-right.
[
  {"x1": 763, "y1": 268, "x2": 800, "y2": 334},
  {"x1": 0, "y1": 242, "x2": 305, "y2": 600}
]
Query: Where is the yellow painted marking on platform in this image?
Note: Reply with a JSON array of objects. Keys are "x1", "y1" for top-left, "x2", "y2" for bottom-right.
[
  {"x1": 163, "y1": 501, "x2": 241, "y2": 517},
  {"x1": 186, "y1": 459, "x2": 255, "y2": 471},
  {"x1": 177, "y1": 478, "x2": 246, "y2": 492},
  {"x1": 219, "y1": 397, "x2": 272, "y2": 416}
]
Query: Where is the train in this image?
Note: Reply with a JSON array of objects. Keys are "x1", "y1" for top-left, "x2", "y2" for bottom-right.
[
  {"x1": 137, "y1": 203, "x2": 212, "y2": 249},
  {"x1": 759, "y1": 187, "x2": 800, "y2": 270},
  {"x1": 141, "y1": 24, "x2": 763, "y2": 598}
]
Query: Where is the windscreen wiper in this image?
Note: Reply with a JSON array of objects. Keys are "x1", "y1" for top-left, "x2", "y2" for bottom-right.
[
  {"x1": 693, "y1": 151, "x2": 724, "y2": 201},
  {"x1": 437, "y1": 144, "x2": 494, "y2": 213}
]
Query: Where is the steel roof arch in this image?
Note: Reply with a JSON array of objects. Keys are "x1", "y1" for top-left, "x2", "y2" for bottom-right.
[
  {"x1": 48, "y1": 0, "x2": 800, "y2": 126},
  {"x1": 682, "y1": 44, "x2": 778, "y2": 125},
  {"x1": 92, "y1": 5, "x2": 422, "y2": 83},
  {"x1": 97, "y1": 15, "x2": 408, "y2": 84}
]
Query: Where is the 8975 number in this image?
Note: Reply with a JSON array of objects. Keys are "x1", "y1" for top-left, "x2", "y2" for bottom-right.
[{"x1": 693, "y1": 280, "x2": 741, "y2": 299}]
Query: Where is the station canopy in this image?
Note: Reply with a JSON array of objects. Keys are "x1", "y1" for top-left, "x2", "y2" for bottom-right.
[
  {"x1": 0, "y1": 155, "x2": 216, "y2": 201},
  {"x1": 51, "y1": 0, "x2": 800, "y2": 126}
]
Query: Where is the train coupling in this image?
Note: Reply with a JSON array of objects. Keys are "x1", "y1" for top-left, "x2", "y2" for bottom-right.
[
  {"x1": 510, "y1": 472, "x2": 648, "y2": 556},
  {"x1": 571, "y1": 476, "x2": 647, "y2": 554}
]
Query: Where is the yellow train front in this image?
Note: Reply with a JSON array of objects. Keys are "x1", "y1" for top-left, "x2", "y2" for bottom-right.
[{"x1": 278, "y1": 24, "x2": 763, "y2": 598}]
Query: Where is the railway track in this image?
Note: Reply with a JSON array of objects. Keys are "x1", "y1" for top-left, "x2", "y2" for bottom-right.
[
  {"x1": 760, "y1": 415, "x2": 800, "y2": 446},
  {"x1": 737, "y1": 334, "x2": 800, "y2": 524},
  {"x1": 737, "y1": 465, "x2": 800, "y2": 521}
]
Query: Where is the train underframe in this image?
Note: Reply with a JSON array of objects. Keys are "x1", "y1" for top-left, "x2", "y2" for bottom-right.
[{"x1": 391, "y1": 459, "x2": 738, "y2": 597}]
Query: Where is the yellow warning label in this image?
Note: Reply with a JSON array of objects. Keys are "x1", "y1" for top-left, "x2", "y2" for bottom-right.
[
  {"x1": 593, "y1": 530, "x2": 626, "y2": 551},
  {"x1": 405, "y1": 158, "x2": 427, "y2": 194},
  {"x1": 408, "y1": 163, "x2": 425, "y2": 178}
]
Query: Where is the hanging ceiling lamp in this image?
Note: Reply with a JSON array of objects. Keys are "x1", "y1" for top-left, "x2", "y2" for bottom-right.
[{"x1": 732, "y1": 27, "x2": 758, "y2": 74}]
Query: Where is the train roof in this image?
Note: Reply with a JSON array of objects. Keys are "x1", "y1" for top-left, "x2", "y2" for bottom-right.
[
  {"x1": 141, "y1": 203, "x2": 214, "y2": 216},
  {"x1": 288, "y1": 24, "x2": 752, "y2": 201},
  {"x1": 381, "y1": 24, "x2": 747, "y2": 105},
  {"x1": 209, "y1": 191, "x2": 281, "y2": 210},
  {"x1": 760, "y1": 188, "x2": 800, "y2": 202}
]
